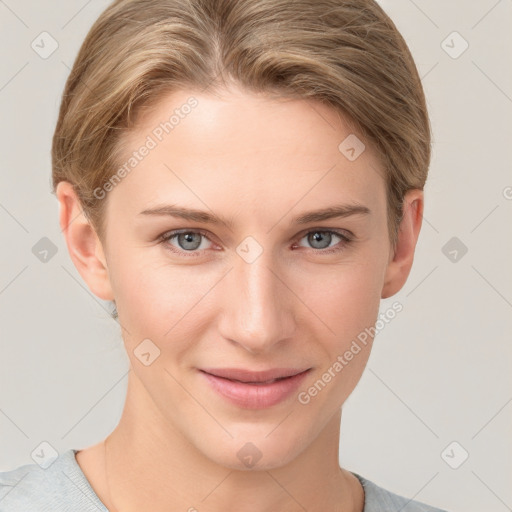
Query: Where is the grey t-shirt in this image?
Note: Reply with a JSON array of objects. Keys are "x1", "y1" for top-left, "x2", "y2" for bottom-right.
[{"x1": 0, "y1": 449, "x2": 448, "y2": 511}]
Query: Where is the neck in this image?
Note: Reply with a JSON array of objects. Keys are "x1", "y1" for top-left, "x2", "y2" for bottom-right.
[{"x1": 102, "y1": 373, "x2": 363, "y2": 512}]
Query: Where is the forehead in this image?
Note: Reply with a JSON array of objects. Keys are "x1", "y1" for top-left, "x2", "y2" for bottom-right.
[
  {"x1": 128, "y1": 86, "x2": 375, "y2": 162},
  {"x1": 108, "y1": 87, "x2": 386, "y2": 224}
]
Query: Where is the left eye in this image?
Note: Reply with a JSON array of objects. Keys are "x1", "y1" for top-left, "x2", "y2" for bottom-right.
[{"x1": 296, "y1": 230, "x2": 349, "y2": 252}]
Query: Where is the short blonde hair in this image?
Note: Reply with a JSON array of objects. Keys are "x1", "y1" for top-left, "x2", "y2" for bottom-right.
[{"x1": 52, "y1": 0, "x2": 431, "y2": 248}]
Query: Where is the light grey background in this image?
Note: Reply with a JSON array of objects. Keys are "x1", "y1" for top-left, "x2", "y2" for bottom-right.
[{"x1": 0, "y1": 1, "x2": 511, "y2": 511}]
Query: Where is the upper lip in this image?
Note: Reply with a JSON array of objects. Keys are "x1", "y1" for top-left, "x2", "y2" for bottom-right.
[{"x1": 199, "y1": 367, "x2": 311, "y2": 383}]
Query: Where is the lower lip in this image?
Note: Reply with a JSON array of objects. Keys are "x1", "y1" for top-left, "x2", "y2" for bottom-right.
[{"x1": 199, "y1": 370, "x2": 311, "y2": 409}]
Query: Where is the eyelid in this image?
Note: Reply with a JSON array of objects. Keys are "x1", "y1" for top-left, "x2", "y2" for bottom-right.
[
  {"x1": 160, "y1": 228, "x2": 213, "y2": 240},
  {"x1": 295, "y1": 226, "x2": 353, "y2": 242}
]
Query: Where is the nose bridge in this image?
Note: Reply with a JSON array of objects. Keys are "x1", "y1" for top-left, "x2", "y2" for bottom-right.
[{"x1": 220, "y1": 247, "x2": 295, "y2": 353}]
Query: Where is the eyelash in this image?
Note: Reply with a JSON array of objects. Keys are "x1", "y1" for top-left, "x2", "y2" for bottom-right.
[{"x1": 158, "y1": 228, "x2": 353, "y2": 257}]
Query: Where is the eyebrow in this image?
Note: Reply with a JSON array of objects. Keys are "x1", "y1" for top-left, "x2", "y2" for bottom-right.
[{"x1": 138, "y1": 203, "x2": 371, "y2": 228}]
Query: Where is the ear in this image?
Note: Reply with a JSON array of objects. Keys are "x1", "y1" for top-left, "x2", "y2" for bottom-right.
[
  {"x1": 55, "y1": 181, "x2": 114, "y2": 301},
  {"x1": 381, "y1": 189, "x2": 424, "y2": 299}
]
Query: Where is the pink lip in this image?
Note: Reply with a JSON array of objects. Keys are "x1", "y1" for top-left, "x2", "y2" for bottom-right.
[{"x1": 199, "y1": 367, "x2": 311, "y2": 409}]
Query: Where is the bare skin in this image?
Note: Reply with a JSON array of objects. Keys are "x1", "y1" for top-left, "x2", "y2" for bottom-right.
[{"x1": 57, "y1": 85, "x2": 423, "y2": 512}]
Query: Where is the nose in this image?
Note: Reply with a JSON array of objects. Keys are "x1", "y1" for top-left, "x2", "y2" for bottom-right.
[{"x1": 218, "y1": 249, "x2": 297, "y2": 354}]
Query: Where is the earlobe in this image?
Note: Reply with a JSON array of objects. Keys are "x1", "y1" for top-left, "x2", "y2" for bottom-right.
[
  {"x1": 56, "y1": 181, "x2": 114, "y2": 301},
  {"x1": 381, "y1": 189, "x2": 424, "y2": 299}
]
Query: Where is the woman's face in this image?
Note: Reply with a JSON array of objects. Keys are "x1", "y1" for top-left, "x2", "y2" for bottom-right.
[{"x1": 101, "y1": 86, "x2": 394, "y2": 469}]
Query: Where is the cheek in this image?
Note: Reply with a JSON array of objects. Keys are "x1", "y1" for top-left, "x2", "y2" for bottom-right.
[
  {"x1": 293, "y1": 261, "x2": 384, "y2": 410},
  {"x1": 298, "y1": 256, "x2": 384, "y2": 341},
  {"x1": 108, "y1": 250, "x2": 215, "y2": 349}
]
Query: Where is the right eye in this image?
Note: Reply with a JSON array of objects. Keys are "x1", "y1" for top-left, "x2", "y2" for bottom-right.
[{"x1": 159, "y1": 229, "x2": 216, "y2": 257}]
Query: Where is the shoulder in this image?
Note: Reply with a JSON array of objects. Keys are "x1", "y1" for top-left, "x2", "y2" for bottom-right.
[
  {"x1": 352, "y1": 472, "x2": 450, "y2": 512},
  {"x1": 0, "y1": 449, "x2": 107, "y2": 512}
]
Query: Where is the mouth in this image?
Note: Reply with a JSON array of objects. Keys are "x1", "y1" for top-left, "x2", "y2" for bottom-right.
[
  {"x1": 199, "y1": 367, "x2": 310, "y2": 383},
  {"x1": 198, "y1": 367, "x2": 312, "y2": 409}
]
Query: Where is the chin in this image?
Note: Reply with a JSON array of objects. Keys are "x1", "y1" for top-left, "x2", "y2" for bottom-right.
[{"x1": 197, "y1": 427, "x2": 310, "y2": 472}]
